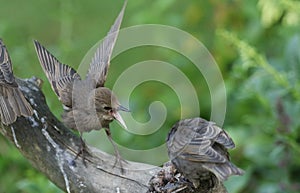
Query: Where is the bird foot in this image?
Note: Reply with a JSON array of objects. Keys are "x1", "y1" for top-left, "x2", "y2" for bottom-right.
[
  {"x1": 112, "y1": 151, "x2": 128, "y2": 174},
  {"x1": 73, "y1": 138, "x2": 91, "y2": 167},
  {"x1": 105, "y1": 129, "x2": 128, "y2": 174},
  {"x1": 113, "y1": 155, "x2": 128, "y2": 174}
]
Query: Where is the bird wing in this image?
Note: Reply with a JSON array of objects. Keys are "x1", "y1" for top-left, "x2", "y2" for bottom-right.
[
  {"x1": 169, "y1": 118, "x2": 234, "y2": 164},
  {"x1": 0, "y1": 39, "x2": 33, "y2": 125},
  {"x1": 34, "y1": 40, "x2": 81, "y2": 108},
  {"x1": 86, "y1": 1, "x2": 126, "y2": 88},
  {"x1": 186, "y1": 121, "x2": 234, "y2": 163},
  {"x1": 0, "y1": 39, "x2": 18, "y2": 87}
]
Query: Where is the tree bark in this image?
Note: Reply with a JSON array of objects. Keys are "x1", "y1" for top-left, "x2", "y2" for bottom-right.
[{"x1": 0, "y1": 78, "x2": 227, "y2": 193}]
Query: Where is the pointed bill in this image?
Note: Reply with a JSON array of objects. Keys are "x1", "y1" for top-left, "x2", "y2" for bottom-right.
[
  {"x1": 117, "y1": 105, "x2": 130, "y2": 112},
  {"x1": 113, "y1": 111, "x2": 127, "y2": 129}
]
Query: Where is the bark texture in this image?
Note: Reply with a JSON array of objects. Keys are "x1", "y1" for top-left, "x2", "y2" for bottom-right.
[{"x1": 0, "y1": 78, "x2": 228, "y2": 193}]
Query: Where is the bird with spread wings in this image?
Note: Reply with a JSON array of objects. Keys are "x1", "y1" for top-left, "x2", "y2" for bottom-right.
[{"x1": 34, "y1": 1, "x2": 129, "y2": 170}]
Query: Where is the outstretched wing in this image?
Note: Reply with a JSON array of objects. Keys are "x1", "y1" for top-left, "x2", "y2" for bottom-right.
[
  {"x1": 0, "y1": 39, "x2": 33, "y2": 125},
  {"x1": 86, "y1": 1, "x2": 126, "y2": 88},
  {"x1": 34, "y1": 40, "x2": 81, "y2": 108}
]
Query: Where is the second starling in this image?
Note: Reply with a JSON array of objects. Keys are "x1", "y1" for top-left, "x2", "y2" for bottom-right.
[{"x1": 167, "y1": 117, "x2": 244, "y2": 189}]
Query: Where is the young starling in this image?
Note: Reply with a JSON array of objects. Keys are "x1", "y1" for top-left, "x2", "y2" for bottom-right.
[
  {"x1": 0, "y1": 39, "x2": 33, "y2": 125},
  {"x1": 33, "y1": 2, "x2": 128, "y2": 168},
  {"x1": 167, "y1": 117, "x2": 244, "y2": 189}
]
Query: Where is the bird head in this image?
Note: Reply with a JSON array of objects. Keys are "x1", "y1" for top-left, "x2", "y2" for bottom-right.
[{"x1": 92, "y1": 87, "x2": 129, "y2": 129}]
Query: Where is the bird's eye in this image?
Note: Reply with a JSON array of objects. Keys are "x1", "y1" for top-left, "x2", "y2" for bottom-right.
[{"x1": 104, "y1": 106, "x2": 112, "y2": 111}]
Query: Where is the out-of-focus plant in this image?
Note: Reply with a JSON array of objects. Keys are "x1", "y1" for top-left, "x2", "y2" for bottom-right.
[
  {"x1": 258, "y1": 0, "x2": 300, "y2": 27},
  {"x1": 218, "y1": 25, "x2": 300, "y2": 193},
  {"x1": 1, "y1": 0, "x2": 300, "y2": 192}
]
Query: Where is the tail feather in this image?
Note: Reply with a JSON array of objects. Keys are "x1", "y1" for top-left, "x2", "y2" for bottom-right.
[
  {"x1": 0, "y1": 87, "x2": 32, "y2": 125},
  {"x1": 12, "y1": 88, "x2": 33, "y2": 117},
  {"x1": 0, "y1": 94, "x2": 16, "y2": 125},
  {"x1": 7, "y1": 88, "x2": 21, "y2": 116},
  {"x1": 209, "y1": 162, "x2": 244, "y2": 181}
]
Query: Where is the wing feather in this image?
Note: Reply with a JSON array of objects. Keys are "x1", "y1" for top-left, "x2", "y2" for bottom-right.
[
  {"x1": 167, "y1": 117, "x2": 244, "y2": 183},
  {"x1": 0, "y1": 39, "x2": 17, "y2": 87},
  {"x1": 0, "y1": 39, "x2": 33, "y2": 125},
  {"x1": 86, "y1": 1, "x2": 126, "y2": 87},
  {"x1": 34, "y1": 40, "x2": 81, "y2": 107},
  {"x1": 168, "y1": 118, "x2": 234, "y2": 164}
]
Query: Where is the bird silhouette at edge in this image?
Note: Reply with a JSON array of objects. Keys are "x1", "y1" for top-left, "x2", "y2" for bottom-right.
[{"x1": 0, "y1": 39, "x2": 33, "y2": 125}]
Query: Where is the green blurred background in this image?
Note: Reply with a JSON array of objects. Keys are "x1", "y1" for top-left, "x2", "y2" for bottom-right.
[{"x1": 0, "y1": 0, "x2": 300, "y2": 192}]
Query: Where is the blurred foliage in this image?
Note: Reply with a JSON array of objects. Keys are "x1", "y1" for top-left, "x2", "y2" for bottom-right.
[{"x1": 0, "y1": 0, "x2": 299, "y2": 193}]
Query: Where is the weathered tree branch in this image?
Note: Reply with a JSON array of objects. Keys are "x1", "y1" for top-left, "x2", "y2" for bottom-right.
[
  {"x1": 0, "y1": 78, "x2": 228, "y2": 193},
  {"x1": 1, "y1": 78, "x2": 159, "y2": 193}
]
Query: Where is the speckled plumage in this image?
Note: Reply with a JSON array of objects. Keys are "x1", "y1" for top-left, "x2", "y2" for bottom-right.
[{"x1": 167, "y1": 117, "x2": 244, "y2": 188}]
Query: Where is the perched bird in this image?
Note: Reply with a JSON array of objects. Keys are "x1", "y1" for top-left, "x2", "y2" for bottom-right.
[
  {"x1": 33, "y1": 2, "x2": 128, "y2": 168},
  {"x1": 167, "y1": 117, "x2": 244, "y2": 189},
  {"x1": 0, "y1": 39, "x2": 33, "y2": 125}
]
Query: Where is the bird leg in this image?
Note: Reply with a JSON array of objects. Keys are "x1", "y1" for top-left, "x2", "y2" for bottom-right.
[
  {"x1": 73, "y1": 132, "x2": 91, "y2": 166},
  {"x1": 105, "y1": 128, "x2": 128, "y2": 174}
]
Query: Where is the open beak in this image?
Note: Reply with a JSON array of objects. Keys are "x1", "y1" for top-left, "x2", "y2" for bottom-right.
[{"x1": 113, "y1": 111, "x2": 127, "y2": 129}]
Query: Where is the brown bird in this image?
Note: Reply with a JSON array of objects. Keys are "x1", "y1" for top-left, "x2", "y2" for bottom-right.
[
  {"x1": 33, "y1": 2, "x2": 128, "y2": 168},
  {"x1": 167, "y1": 117, "x2": 244, "y2": 189},
  {"x1": 0, "y1": 39, "x2": 33, "y2": 125}
]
